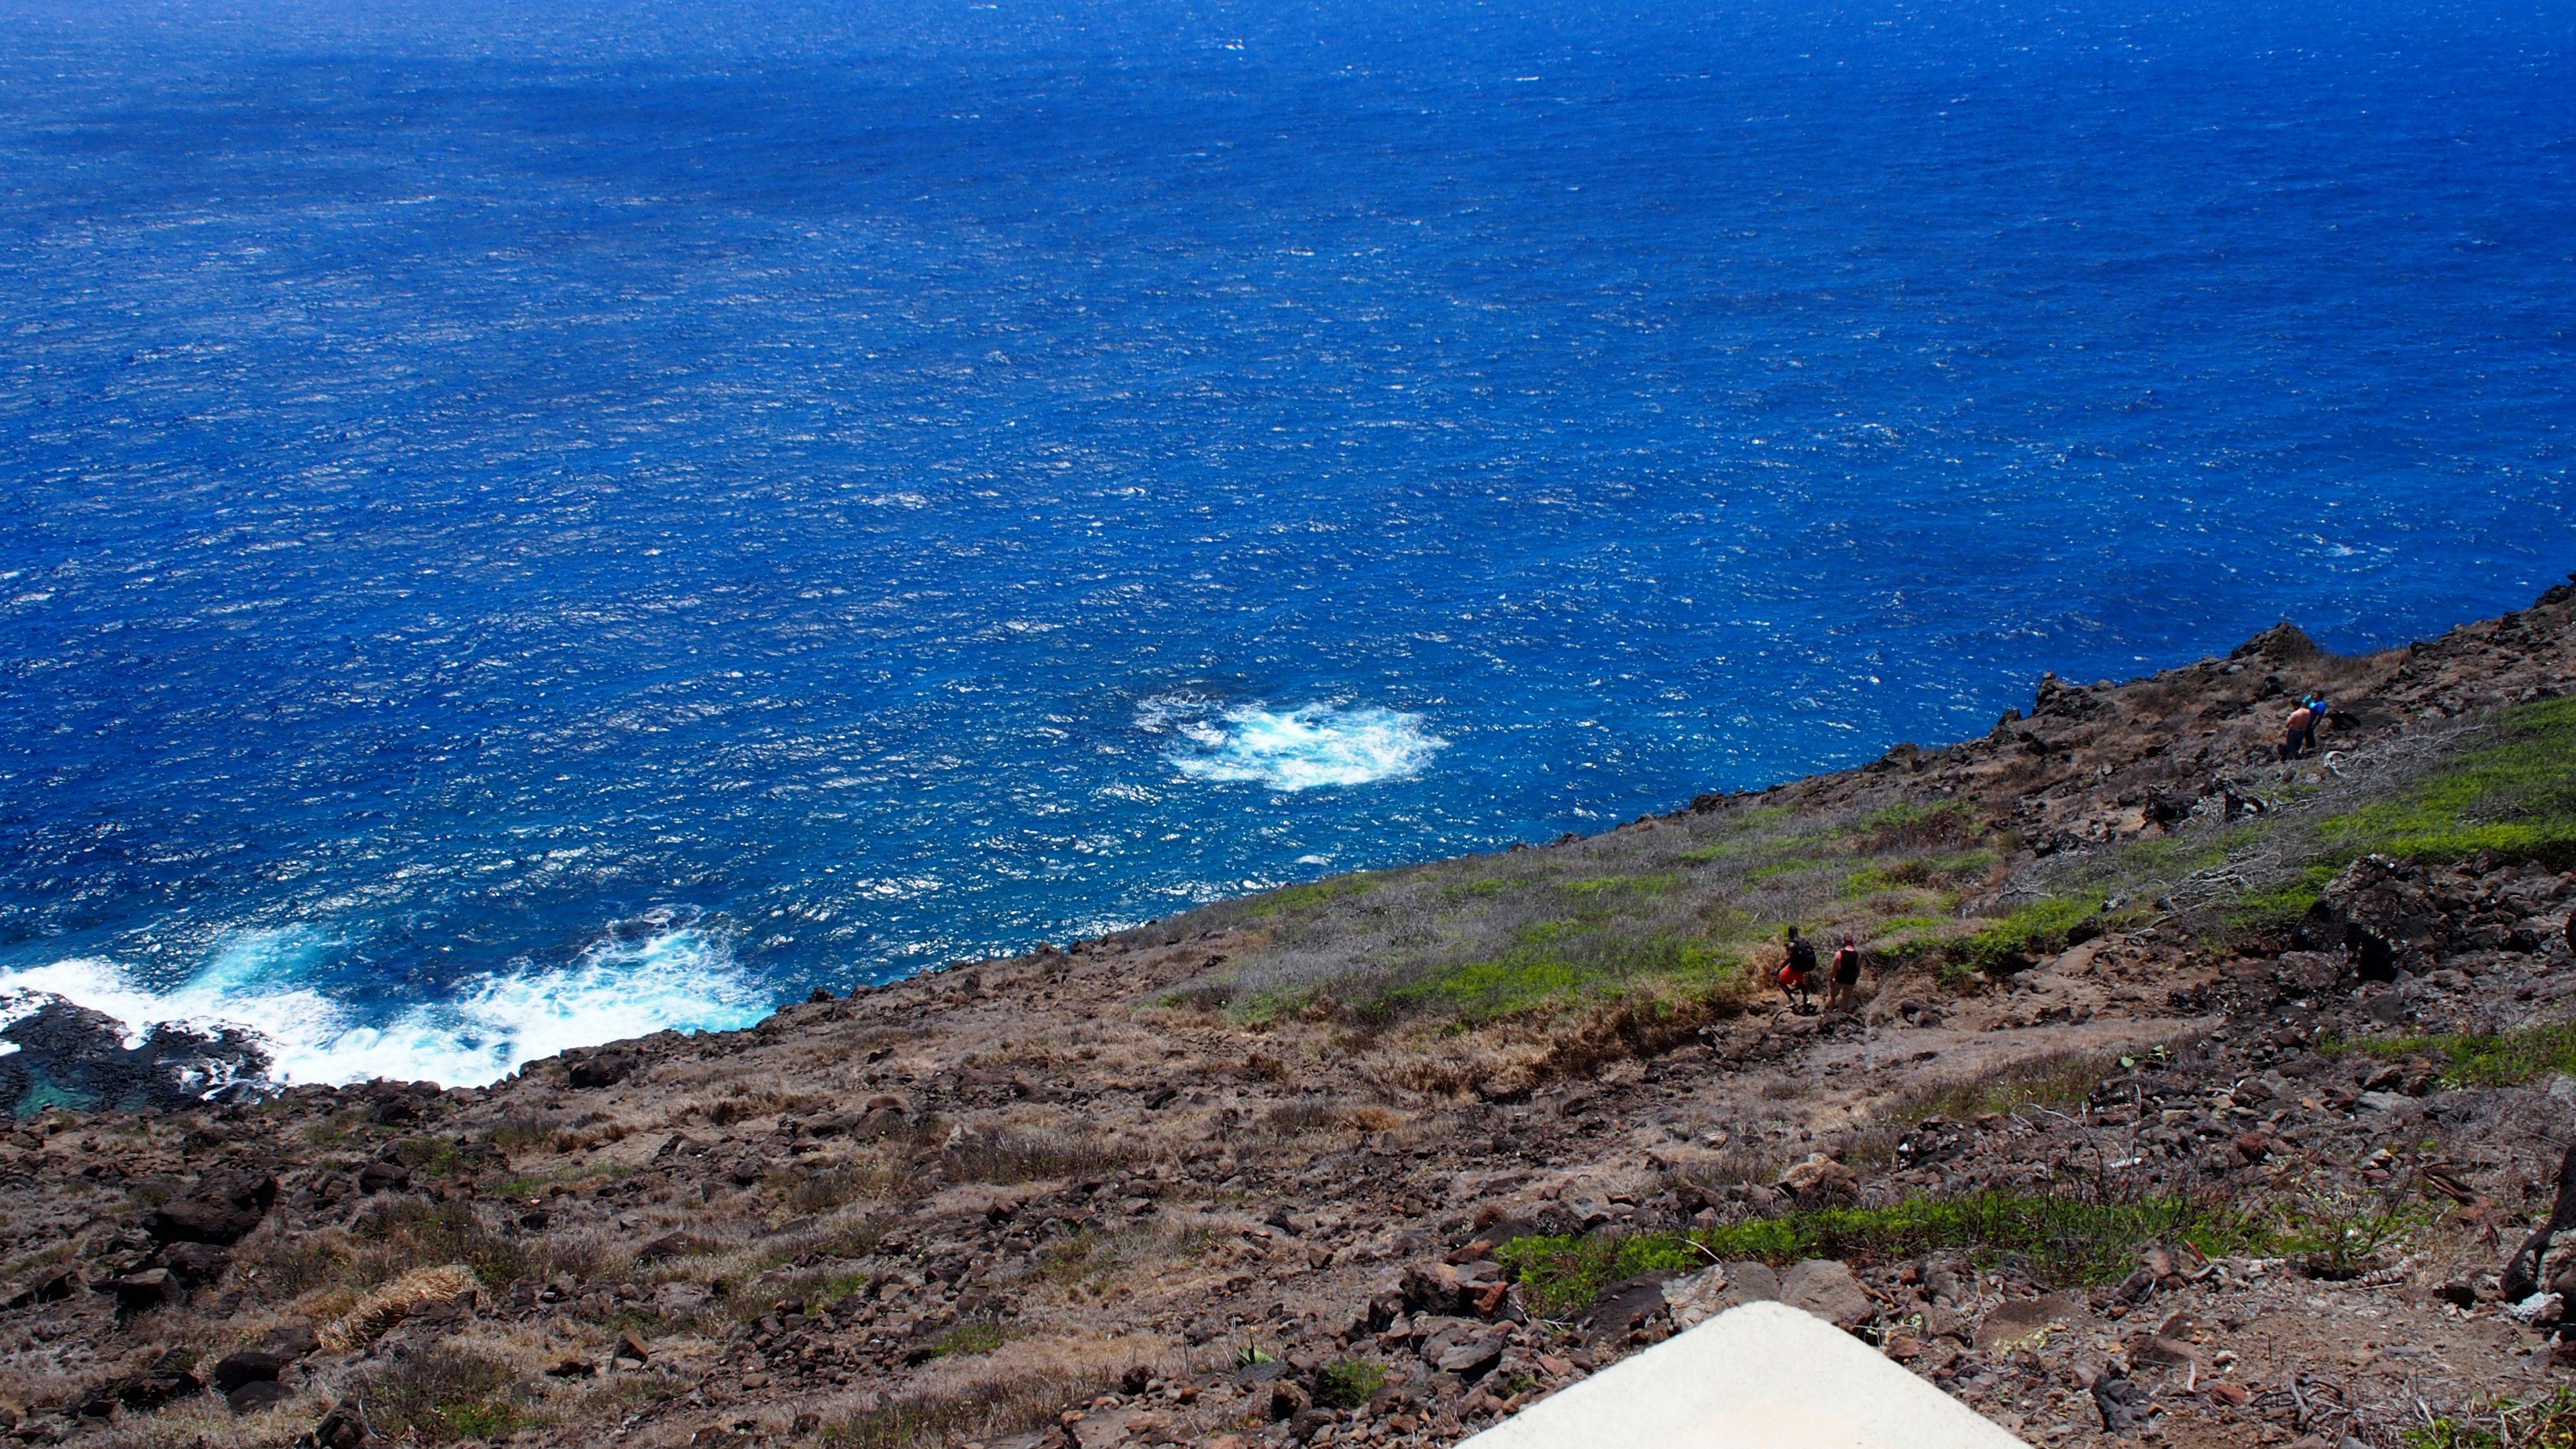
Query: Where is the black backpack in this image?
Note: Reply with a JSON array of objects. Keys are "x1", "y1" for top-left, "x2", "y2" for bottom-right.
[{"x1": 1786, "y1": 938, "x2": 1818, "y2": 974}]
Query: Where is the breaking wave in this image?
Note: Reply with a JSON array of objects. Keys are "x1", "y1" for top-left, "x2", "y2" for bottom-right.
[
  {"x1": 0, "y1": 918, "x2": 767, "y2": 1091},
  {"x1": 1155, "y1": 700, "x2": 1447, "y2": 791}
]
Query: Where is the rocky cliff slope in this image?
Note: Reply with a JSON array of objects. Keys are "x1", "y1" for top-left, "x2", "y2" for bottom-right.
[{"x1": 9, "y1": 576, "x2": 2576, "y2": 1449}]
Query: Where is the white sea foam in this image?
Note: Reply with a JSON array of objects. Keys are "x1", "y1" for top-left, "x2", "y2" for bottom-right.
[
  {"x1": 1159, "y1": 700, "x2": 1446, "y2": 790},
  {"x1": 0, "y1": 921, "x2": 765, "y2": 1091}
]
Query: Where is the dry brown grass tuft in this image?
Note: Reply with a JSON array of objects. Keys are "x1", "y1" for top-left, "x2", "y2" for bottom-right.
[
  {"x1": 76, "y1": 1389, "x2": 337, "y2": 1449},
  {"x1": 319, "y1": 1264, "x2": 480, "y2": 1351},
  {"x1": 820, "y1": 1334, "x2": 1161, "y2": 1448},
  {"x1": 943, "y1": 1127, "x2": 1131, "y2": 1185}
]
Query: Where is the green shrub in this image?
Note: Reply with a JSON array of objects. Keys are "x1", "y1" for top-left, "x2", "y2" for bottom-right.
[
  {"x1": 1315, "y1": 1358, "x2": 1387, "y2": 1409},
  {"x1": 1949, "y1": 899, "x2": 2094, "y2": 979}
]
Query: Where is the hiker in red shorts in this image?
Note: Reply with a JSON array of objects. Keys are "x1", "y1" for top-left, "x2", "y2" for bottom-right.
[{"x1": 1777, "y1": 926, "x2": 1817, "y2": 1013}]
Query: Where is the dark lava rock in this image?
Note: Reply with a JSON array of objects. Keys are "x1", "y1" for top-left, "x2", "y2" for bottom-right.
[
  {"x1": 567, "y1": 1046, "x2": 640, "y2": 1089},
  {"x1": 110, "y1": 1354, "x2": 202, "y2": 1409},
  {"x1": 0, "y1": 999, "x2": 270, "y2": 1116},
  {"x1": 154, "y1": 1240, "x2": 230, "y2": 1285},
  {"x1": 148, "y1": 1197, "x2": 265, "y2": 1246},
  {"x1": 227, "y1": 1380, "x2": 297, "y2": 1415},
  {"x1": 212, "y1": 1350, "x2": 292, "y2": 1393},
  {"x1": 357, "y1": 1160, "x2": 410, "y2": 1193},
  {"x1": 2094, "y1": 1374, "x2": 2149, "y2": 1434},
  {"x1": 101, "y1": 1268, "x2": 180, "y2": 1313},
  {"x1": 1580, "y1": 1272, "x2": 1676, "y2": 1343},
  {"x1": 311, "y1": 1398, "x2": 370, "y2": 1449},
  {"x1": 3, "y1": 1265, "x2": 80, "y2": 1309},
  {"x1": 149, "y1": 1170, "x2": 279, "y2": 1245}
]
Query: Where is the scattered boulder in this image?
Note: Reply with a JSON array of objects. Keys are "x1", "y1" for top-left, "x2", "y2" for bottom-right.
[
  {"x1": 1778, "y1": 1155, "x2": 1862, "y2": 1208},
  {"x1": 100, "y1": 1268, "x2": 180, "y2": 1314},
  {"x1": 153, "y1": 1240, "x2": 229, "y2": 1286},
  {"x1": 1717, "y1": 1260, "x2": 1781, "y2": 1309},
  {"x1": 309, "y1": 1397, "x2": 372, "y2": 1449},
  {"x1": 637, "y1": 1231, "x2": 700, "y2": 1261},
  {"x1": 212, "y1": 1350, "x2": 292, "y2": 1394},
  {"x1": 147, "y1": 1171, "x2": 279, "y2": 1246},
  {"x1": 1778, "y1": 1258, "x2": 1872, "y2": 1328},
  {"x1": 566, "y1": 1046, "x2": 640, "y2": 1089},
  {"x1": 3, "y1": 1266, "x2": 80, "y2": 1309},
  {"x1": 2094, "y1": 1372, "x2": 2150, "y2": 1434},
  {"x1": 1660, "y1": 1265, "x2": 1729, "y2": 1329},
  {"x1": 146, "y1": 1196, "x2": 264, "y2": 1246},
  {"x1": 1976, "y1": 1294, "x2": 2085, "y2": 1352},
  {"x1": 1580, "y1": 1273, "x2": 1674, "y2": 1343},
  {"x1": 357, "y1": 1159, "x2": 410, "y2": 1193},
  {"x1": 109, "y1": 1352, "x2": 202, "y2": 1409},
  {"x1": 227, "y1": 1380, "x2": 297, "y2": 1415}
]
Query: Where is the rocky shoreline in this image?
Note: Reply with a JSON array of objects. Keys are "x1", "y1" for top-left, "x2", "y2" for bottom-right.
[{"x1": 7, "y1": 576, "x2": 2576, "y2": 1449}]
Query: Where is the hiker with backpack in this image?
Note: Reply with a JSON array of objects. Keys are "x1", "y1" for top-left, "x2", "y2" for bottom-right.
[
  {"x1": 2302, "y1": 694, "x2": 2330, "y2": 754},
  {"x1": 1825, "y1": 935, "x2": 1864, "y2": 1014},
  {"x1": 1777, "y1": 925, "x2": 1819, "y2": 1013}
]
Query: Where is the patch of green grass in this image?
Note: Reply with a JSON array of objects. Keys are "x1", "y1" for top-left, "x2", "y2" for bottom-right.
[
  {"x1": 1841, "y1": 851, "x2": 1994, "y2": 900},
  {"x1": 1229, "y1": 985, "x2": 1320, "y2": 1029},
  {"x1": 1564, "y1": 873, "x2": 1676, "y2": 896},
  {"x1": 1248, "y1": 873, "x2": 1387, "y2": 918},
  {"x1": 2109, "y1": 835, "x2": 2235, "y2": 876},
  {"x1": 924, "y1": 1322, "x2": 1018, "y2": 1359},
  {"x1": 1678, "y1": 842, "x2": 1742, "y2": 865},
  {"x1": 1381, "y1": 936, "x2": 1733, "y2": 1020},
  {"x1": 2320, "y1": 697, "x2": 2576, "y2": 865},
  {"x1": 2224, "y1": 863, "x2": 2341, "y2": 928},
  {"x1": 1515, "y1": 919, "x2": 1583, "y2": 947},
  {"x1": 1746, "y1": 858, "x2": 1835, "y2": 883},
  {"x1": 2332, "y1": 1022, "x2": 2576, "y2": 1087},
  {"x1": 1315, "y1": 1358, "x2": 1387, "y2": 1409},
  {"x1": 1035, "y1": 1229, "x2": 1104, "y2": 1285},
  {"x1": 1949, "y1": 899, "x2": 2095, "y2": 981},
  {"x1": 1496, "y1": 1191, "x2": 2284, "y2": 1319},
  {"x1": 1858, "y1": 802, "x2": 1947, "y2": 831}
]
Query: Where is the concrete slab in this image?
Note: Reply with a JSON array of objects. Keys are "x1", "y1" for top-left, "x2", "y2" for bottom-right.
[{"x1": 1459, "y1": 1299, "x2": 2027, "y2": 1449}]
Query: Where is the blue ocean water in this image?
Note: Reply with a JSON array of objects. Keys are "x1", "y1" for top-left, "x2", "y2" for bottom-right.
[{"x1": 2, "y1": 0, "x2": 2571, "y2": 1089}]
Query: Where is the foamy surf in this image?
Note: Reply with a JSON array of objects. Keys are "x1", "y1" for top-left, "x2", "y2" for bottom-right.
[
  {"x1": 1154, "y1": 700, "x2": 1447, "y2": 790},
  {"x1": 0, "y1": 919, "x2": 767, "y2": 1092}
]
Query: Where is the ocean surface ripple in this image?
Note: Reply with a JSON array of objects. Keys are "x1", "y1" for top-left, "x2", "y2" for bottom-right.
[{"x1": 1, "y1": 0, "x2": 2570, "y2": 1089}]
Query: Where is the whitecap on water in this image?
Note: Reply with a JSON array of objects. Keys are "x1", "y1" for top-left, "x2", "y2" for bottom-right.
[
  {"x1": 1157, "y1": 701, "x2": 1446, "y2": 791},
  {"x1": 0, "y1": 920, "x2": 766, "y2": 1091}
]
